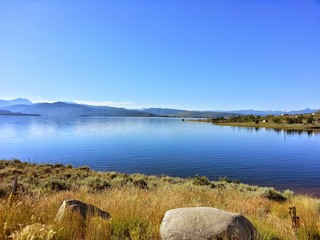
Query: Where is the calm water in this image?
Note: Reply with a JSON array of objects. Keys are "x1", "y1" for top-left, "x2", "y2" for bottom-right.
[{"x1": 1, "y1": 116, "x2": 319, "y2": 195}]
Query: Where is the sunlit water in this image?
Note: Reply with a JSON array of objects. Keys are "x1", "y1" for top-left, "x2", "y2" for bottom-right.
[{"x1": 1, "y1": 116, "x2": 319, "y2": 195}]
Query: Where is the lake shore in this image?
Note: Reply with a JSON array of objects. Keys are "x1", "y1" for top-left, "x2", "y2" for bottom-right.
[
  {"x1": 190, "y1": 113, "x2": 320, "y2": 132},
  {"x1": 1, "y1": 160, "x2": 320, "y2": 239}
]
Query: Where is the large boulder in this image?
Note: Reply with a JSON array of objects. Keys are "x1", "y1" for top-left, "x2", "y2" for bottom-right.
[
  {"x1": 160, "y1": 207, "x2": 257, "y2": 240},
  {"x1": 55, "y1": 199, "x2": 111, "y2": 222}
]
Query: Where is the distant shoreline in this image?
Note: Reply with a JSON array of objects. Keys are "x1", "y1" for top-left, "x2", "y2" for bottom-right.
[
  {"x1": 0, "y1": 113, "x2": 41, "y2": 116},
  {"x1": 190, "y1": 113, "x2": 320, "y2": 132}
]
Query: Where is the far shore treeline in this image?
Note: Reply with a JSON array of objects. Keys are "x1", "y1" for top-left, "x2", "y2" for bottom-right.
[{"x1": 191, "y1": 112, "x2": 320, "y2": 132}]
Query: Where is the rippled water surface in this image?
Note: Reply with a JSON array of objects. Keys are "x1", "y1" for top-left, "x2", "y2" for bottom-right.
[{"x1": 1, "y1": 116, "x2": 319, "y2": 195}]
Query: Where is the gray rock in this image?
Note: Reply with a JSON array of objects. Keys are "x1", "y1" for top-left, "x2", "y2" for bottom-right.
[
  {"x1": 55, "y1": 199, "x2": 111, "y2": 222},
  {"x1": 160, "y1": 207, "x2": 257, "y2": 240}
]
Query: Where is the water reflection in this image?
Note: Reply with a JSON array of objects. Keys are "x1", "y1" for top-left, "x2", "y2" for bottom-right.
[{"x1": 229, "y1": 124, "x2": 319, "y2": 137}]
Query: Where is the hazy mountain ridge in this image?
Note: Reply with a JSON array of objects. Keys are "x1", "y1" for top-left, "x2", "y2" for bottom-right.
[
  {"x1": 0, "y1": 98, "x2": 33, "y2": 107},
  {"x1": 0, "y1": 98, "x2": 318, "y2": 117},
  {"x1": 0, "y1": 109, "x2": 40, "y2": 116},
  {"x1": 1, "y1": 101, "x2": 153, "y2": 117},
  {"x1": 141, "y1": 108, "x2": 237, "y2": 118}
]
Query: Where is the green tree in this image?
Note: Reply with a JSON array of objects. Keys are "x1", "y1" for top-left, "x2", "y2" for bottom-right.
[{"x1": 307, "y1": 116, "x2": 314, "y2": 124}]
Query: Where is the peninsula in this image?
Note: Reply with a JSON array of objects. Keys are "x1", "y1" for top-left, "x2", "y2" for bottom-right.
[{"x1": 192, "y1": 113, "x2": 320, "y2": 132}]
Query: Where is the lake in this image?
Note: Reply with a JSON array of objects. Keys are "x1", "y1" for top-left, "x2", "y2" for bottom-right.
[{"x1": 1, "y1": 116, "x2": 319, "y2": 196}]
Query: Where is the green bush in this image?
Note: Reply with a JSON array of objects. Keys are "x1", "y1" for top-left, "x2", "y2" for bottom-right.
[
  {"x1": 192, "y1": 175, "x2": 210, "y2": 186},
  {"x1": 111, "y1": 174, "x2": 133, "y2": 187},
  {"x1": 218, "y1": 176, "x2": 240, "y2": 184},
  {"x1": 83, "y1": 176, "x2": 111, "y2": 192},
  {"x1": 258, "y1": 187, "x2": 286, "y2": 202},
  {"x1": 43, "y1": 179, "x2": 71, "y2": 191},
  {"x1": 133, "y1": 179, "x2": 148, "y2": 189}
]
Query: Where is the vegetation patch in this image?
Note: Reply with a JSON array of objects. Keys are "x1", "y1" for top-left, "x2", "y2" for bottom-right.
[
  {"x1": 192, "y1": 113, "x2": 320, "y2": 132},
  {"x1": 0, "y1": 160, "x2": 319, "y2": 239}
]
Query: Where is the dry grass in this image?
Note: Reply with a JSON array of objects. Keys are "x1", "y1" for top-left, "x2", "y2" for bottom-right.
[{"x1": 1, "y1": 160, "x2": 320, "y2": 239}]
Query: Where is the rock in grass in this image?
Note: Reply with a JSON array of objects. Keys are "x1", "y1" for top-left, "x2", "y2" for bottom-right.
[
  {"x1": 55, "y1": 199, "x2": 111, "y2": 222},
  {"x1": 160, "y1": 207, "x2": 257, "y2": 240}
]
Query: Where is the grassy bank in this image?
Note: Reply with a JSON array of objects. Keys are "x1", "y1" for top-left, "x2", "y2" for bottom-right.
[{"x1": 1, "y1": 160, "x2": 320, "y2": 239}]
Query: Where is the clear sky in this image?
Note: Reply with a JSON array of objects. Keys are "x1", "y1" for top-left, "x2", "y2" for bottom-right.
[{"x1": 0, "y1": 1, "x2": 319, "y2": 110}]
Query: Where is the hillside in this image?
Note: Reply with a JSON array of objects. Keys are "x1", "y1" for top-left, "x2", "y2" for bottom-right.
[
  {"x1": 0, "y1": 98, "x2": 318, "y2": 118},
  {"x1": 2, "y1": 102, "x2": 153, "y2": 117},
  {"x1": 0, "y1": 160, "x2": 319, "y2": 239},
  {"x1": 141, "y1": 108, "x2": 238, "y2": 118},
  {"x1": 0, "y1": 109, "x2": 40, "y2": 116}
]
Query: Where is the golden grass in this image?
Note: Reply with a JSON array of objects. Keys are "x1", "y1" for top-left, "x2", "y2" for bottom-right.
[{"x1": 1, "y1": 161, "x2": 320, "y2": 239}]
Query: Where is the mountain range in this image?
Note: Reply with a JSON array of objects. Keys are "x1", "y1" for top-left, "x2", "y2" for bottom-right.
[
  {"x1": 0, "y1": 98, "x2": 33, "y2": 107},
  {"x1": 0, "y1": 98, "x2": 318, "y2": 118}
]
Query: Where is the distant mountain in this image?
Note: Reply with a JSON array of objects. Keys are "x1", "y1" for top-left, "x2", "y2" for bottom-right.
[
  {"x1": 141, "y1": 108, "x2": 237, "y2": 118},
  {"x1": 0, "y1": 110, "x2": 15, "y2": 115},
  {"x1": 0, "y1": 98, "x2": 318, "y2": 117},
  {"x1": 226, "y1": 108, "x2": 319, "y2": 116},
  {"x1": 141, "y1": 108, "x2": 187, "y2": 116},
  {"x1": 0, "y1": 98, "x2": 33, "y2": 107},
  {"x1": 0, "y1": 109, "x2": 40, "y2": 116},
  {"x1": 226, "y1": 110, "x2": 284, "y2": 116},
  {"x1": 1, "y1": 102, "x2": 153, "y2": 117},
  {"x1": 10, "y1": 98, "x2": 33, "y2": 105},
  {"x1": 287, "y1": 108, "x2": 318, "y2": 115}
]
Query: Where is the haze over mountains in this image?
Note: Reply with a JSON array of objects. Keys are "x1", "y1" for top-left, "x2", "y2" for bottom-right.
[
  {"x1": 0, "y1": 98, "x2": 33, "y2": 107},
  {"x1": 0, "y1": 98, "x2": 318, "y2": 117}
]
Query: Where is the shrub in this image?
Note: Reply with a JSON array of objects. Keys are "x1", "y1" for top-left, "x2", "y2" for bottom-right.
[
  {"x1": 283, "y1": 189, "x2": 295, "y2": 199},
  {"x1": 83, "y1": 177, "x2": 111, "y2": 192},
  {"x1": 0, "y1": 185, "x2": 8, "y2": 198},
  {"x1": 79, "y1": 166, "x2": 91, "y2": 171},
  {"x1": 111, "y1": 174, "x2": 133, "y2": 187},
  {"x1": 258, "y1": 187, "x2": 286, "y2": 202},
  {"x1": 133, "y1": 179, "x2": 148, "y2": 189},
  {"x1": 43, "y1": 179, "x2": 71, "y2": 191},
  {"x1": 273, "y1": 118, "x2": 281, "y2": 124},
  {"x1": 192, "y1": 175, "x2": 210, "y2": 186},
  {"x1": 307, "y1": 116, "x2": 315, "y2": 124},
  {"x1": 218, "y1": 176, "x2": 240, "y2": 184}
]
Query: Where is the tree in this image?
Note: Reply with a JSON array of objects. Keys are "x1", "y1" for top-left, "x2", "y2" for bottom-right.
[{"x1": 307, "y1": 116, "x2": 314, "y2": 124}]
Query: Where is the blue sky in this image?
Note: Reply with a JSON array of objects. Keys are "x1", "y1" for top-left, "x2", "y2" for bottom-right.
[{"x1": 0, "y1": 1, "x2": 319, "y2": 110}]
